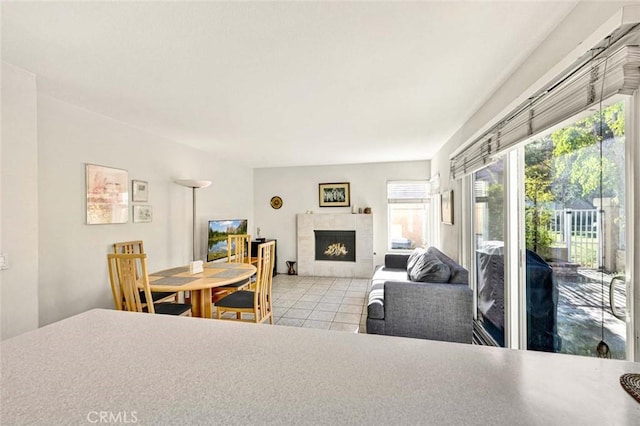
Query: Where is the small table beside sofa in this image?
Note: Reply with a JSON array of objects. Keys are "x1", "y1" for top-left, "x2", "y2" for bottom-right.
[{"x1": 366, "y1": 246, "x2": 473, "y2": 343}]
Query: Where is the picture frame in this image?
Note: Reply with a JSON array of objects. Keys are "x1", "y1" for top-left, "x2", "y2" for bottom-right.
[
  {"x1": 319, "y1": 182, "x2": 350, "y2": 207},
  {"x1": 441, "y1": 190, "x2": 454, "y2": 225},
  {"x1": 85, "y1": 164, "x2": 129, "y2": 224},
  {"x1": 133, "y1": 205, "x2": 153, "y2": 223},
  {"x1": 132, "y1": 180, "x2": 149, "y2": 202}
]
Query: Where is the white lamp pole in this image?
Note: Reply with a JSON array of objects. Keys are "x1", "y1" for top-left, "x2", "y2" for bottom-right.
[{"x1": 175, "y1": 179, "x2": 212, "y2": 261}]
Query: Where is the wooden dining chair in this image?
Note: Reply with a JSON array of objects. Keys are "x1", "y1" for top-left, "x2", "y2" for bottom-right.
[
  {"x1": 214, "y1": 240, "x2": 275, "y2": 324},
  {"x1": 107, "y1": 252, "x2": 192, "y2": 316},
  {"x1": 227, "y1": 234, "x2": 252, "y2": 264},
  {"x1": 112, "y1": 240, "x2": 177, "y2": 309},
  {"x1": 211, "y1": 234, "x2": 253, "y2": 302}
]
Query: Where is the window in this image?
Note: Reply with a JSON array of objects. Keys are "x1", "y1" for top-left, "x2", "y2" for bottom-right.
[
  {"x1": 473, "y1": 159, "x2": 506, "y2": 347},
  {"x1": 387, "y1": 181, "x2": 429, "y2": 251}
]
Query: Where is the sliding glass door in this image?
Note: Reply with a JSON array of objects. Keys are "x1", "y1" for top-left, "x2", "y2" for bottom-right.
[
  {"x1": 473, "y1": 159, "x2": 506, "y2": 346},
  {"x1": 469, "y1": 100, "x2": 631, "y2": 359},
  {"x1": 523, "y1": 101, "x2": 627, "y2": 358}
]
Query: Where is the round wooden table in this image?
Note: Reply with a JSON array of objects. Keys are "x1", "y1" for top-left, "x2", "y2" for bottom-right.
[{"x1": 148, "y1": 262, "x2": 256, "y2": 318}]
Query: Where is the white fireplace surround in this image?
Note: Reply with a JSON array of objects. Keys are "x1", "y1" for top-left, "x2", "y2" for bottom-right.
[{"x1": 297, "y1": 213, "x2": 373, "y2": 278}]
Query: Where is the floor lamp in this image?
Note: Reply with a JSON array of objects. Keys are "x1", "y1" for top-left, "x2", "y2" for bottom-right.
[{"x1": 175, "y1": 179, "x2": 212, "y2": 261}]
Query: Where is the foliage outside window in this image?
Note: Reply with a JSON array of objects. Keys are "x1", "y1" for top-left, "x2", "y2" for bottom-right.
[
  {"x1": 387, "y1": 181, "x2": 429, "y2": 251},
  {"x1": 525, "y1": 101, "x2": 625, "y2": 263}
]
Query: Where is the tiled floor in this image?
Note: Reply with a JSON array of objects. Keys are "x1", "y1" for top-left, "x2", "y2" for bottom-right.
[{"x1": 270, "y1": 274, "x2": 368, "y2": 333}]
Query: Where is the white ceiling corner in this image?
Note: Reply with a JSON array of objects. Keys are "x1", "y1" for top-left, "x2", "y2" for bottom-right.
[{"x1": 1, "y1": 1, "x2": 577, "y2": 168}]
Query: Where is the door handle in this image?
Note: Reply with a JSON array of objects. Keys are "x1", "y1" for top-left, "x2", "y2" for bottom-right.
[{"x1": 609, "y1": 275, "x2": 626, "y2": 321}]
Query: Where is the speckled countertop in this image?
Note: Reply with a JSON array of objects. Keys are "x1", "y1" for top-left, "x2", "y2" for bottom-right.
[{"x1": 2, "y1": 309, "x2": 639, "y2": 425}]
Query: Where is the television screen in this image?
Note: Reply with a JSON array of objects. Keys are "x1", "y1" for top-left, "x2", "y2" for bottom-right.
[{"x1": 207, "y1": 219, "x2": 248, "y2": 262}]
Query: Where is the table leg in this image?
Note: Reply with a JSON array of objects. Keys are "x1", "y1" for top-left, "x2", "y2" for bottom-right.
[
  {"x1": 189, "y1": 289, "x2": 213, "y2": 319},
  {"x1": 202, "y1": 288, "x2": 213, "y2": 319}
]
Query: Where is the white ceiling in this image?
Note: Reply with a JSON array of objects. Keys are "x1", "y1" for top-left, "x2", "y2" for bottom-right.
[{"x1": 2, "y1": 1, "x2": 577, "y2": 168}]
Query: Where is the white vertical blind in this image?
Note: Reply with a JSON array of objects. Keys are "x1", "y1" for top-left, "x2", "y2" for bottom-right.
[
  {"x1": 451, "y1": 25, "x2": 640, "y2": 179},
  {"x1": 387, "y1": 181, "x2": 430, "y2": 203}
]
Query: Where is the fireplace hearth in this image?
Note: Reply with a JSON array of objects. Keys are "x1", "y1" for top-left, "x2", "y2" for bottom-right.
[{"x1": 314, "y1": 230, "x2": 356, "y2": 262}]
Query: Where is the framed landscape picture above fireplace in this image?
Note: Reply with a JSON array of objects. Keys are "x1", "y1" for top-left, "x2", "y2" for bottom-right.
[{"x1": 319, "y1": 182, "x2": 350, "y2": 207}]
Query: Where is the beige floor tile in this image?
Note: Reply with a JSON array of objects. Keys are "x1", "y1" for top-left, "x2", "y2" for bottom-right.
[
  {"x1": 320, "y1": 295, "x2": 343, "y2": 304},
  {"x1": 283, "y1": 308, "x2": 312, "y2": 319},
  {"x1": 276, "y1": 318, "x2": 305, "y2": 327},
  {"x1": 273, "y1": 299, "x2": 296, "y2": 308},
  {"x1": 299, "y1": 294, "x2": 323, "y2": 303},
  {"x1": 306, "y1": 287, "x2": 328, "y2": 295},
  {"x1": 342, "y1": 296, "x2": 365, "y2": 306},
  {"x1": 307, "y1": 310, "x2": 336, "y2": 321},
  {"x1": 272, "y1": 274, "x2": 373, "y2": 334},
  {"x1": 330, "y1": 283, "x2": 350, "y2": 290},
  {"x1": 333, "y1": 312, "x2": 361, "y2": 324},
  {"x1": 315, "y1": 302, "x2": 340, "y2": 312},
  {"x1": 272, "y1": 307, "x2": 288, "y2": 317},
  {"x1": 349, "y1": 283, "x2": 368, "y2": 291},
  {"x1": 302, "y1": 320, "x2": 332, "y2": 330},
  {"x1": 338, "y1": 304, "x2": 362, "y2": 314},
  {"x1": 293, "y1": 301, "x2": 318, "y2": 310}
]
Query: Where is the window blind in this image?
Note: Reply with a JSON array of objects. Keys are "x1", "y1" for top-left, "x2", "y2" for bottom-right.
[
  {"x1": 387, "y1": 181, "x2": 430, "y2": 203},
  {"x1": 451, "y1": 23, "x2": 640, "y2": 179}
]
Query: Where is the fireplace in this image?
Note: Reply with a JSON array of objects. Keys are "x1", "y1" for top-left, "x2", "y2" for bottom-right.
[{"x1": 314, "y1": 230, "x2": 356, "y2": 262}]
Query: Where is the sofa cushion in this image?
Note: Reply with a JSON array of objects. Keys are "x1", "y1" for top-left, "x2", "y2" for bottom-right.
[
  {"x1": 368, "y1": 265, "x2": 412, "y2": 320},
  {"x1": 407, "y1": 249, "x2": 451, "y2": 283},
  {"x1": 427, "y1": 246, "x2": 468, "y2": 284}
]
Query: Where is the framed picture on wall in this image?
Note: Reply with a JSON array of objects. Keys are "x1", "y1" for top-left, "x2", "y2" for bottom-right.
[
  {"x1": 319, "y1": 182, "x2": 350, "y2": 207},
  {"x1": 133, "y1": 205, "x2": 152, "y2": 223},
  {"x1": 132, "y1": 180, "x2": 149, "y2": 202},
  {"x1": 441, "y1": 190, "x2": 454, "y2": 225},
  {"x1": 85, "y1": 164, "x2": 129, "y2": 225}
]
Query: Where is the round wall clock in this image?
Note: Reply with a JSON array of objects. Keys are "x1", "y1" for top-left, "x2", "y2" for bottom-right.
[{"x1": 270, "y1": 196, "x2": 283, "y2": 209}]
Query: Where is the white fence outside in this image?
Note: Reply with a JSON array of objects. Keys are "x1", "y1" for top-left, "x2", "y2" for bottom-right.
[{"x1": 548, "y1": 209, "x2": 601, "y2": 269}]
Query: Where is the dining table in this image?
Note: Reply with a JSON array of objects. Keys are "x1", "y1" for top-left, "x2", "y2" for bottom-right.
[{"x1": 148, "y1": 261, "x2": 256, "y2": 318}]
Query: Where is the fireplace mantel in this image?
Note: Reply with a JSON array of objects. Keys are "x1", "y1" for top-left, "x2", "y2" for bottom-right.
[{"x1": 296, "y1": 213, "x2": 373, "y2": 277}]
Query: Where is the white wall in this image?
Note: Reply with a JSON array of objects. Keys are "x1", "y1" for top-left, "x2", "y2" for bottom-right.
[
  {"x1": 254, "y1": 161, "x2": 429, "y2": 273},
  {"x1": 429, "y1": 1, "x2": 635, "y2": 262},
  {"x1": 34, "y1": 94, "x2": 253, "y2": 327},
  {"x1": 1, "y1": 63, "x2": 40, "y2": 339}
]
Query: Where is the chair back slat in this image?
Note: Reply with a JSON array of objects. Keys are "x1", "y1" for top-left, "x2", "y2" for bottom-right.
[
  {"x1": 107, "y1": 253, "x2": 155, "y2": 314},
  {"x1": 254, "y1": 241, "x2": 275, "y2": 322},
  {"x1": 113, "y1": 240, "x2": 144, "y2": 255},
  {"x1": 110, "y1": 241, "x2": 145, "y2": 309},
  {"x1": 227, "y1": 234, "x2": 251, "y2": 264}
]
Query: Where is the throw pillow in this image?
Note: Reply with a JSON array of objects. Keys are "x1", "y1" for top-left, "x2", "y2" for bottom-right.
[
  {"x1": 408, "y1": 252, "x2": 451, "y2": 283},
  {"x1": 406, "y1": 248, "x2": 426, "y2": 277}
]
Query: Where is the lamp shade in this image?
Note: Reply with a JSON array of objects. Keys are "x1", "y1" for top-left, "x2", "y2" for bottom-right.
[{"x1": 175, "y1": 179, "x2": 212, "y2": 189}]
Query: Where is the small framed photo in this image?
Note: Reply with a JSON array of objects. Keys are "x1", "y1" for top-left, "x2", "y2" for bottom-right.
[
  {"x1": 319, "y1": 182, "x2": 350, "y2": 207},
  {"x1": 441, "y1": 190, "x2": 454, "y2": 225},
  {"x1": 132, "y1": 180, "x2": 149, "y2": 202},
  {"x1": 133, "y1": 205, "x2": 152, "y2": 223}
]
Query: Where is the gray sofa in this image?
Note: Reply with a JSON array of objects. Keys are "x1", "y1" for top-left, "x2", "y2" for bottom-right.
[{"x1": 366, "y1": 247, "x2": 473, "y2": 343}]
